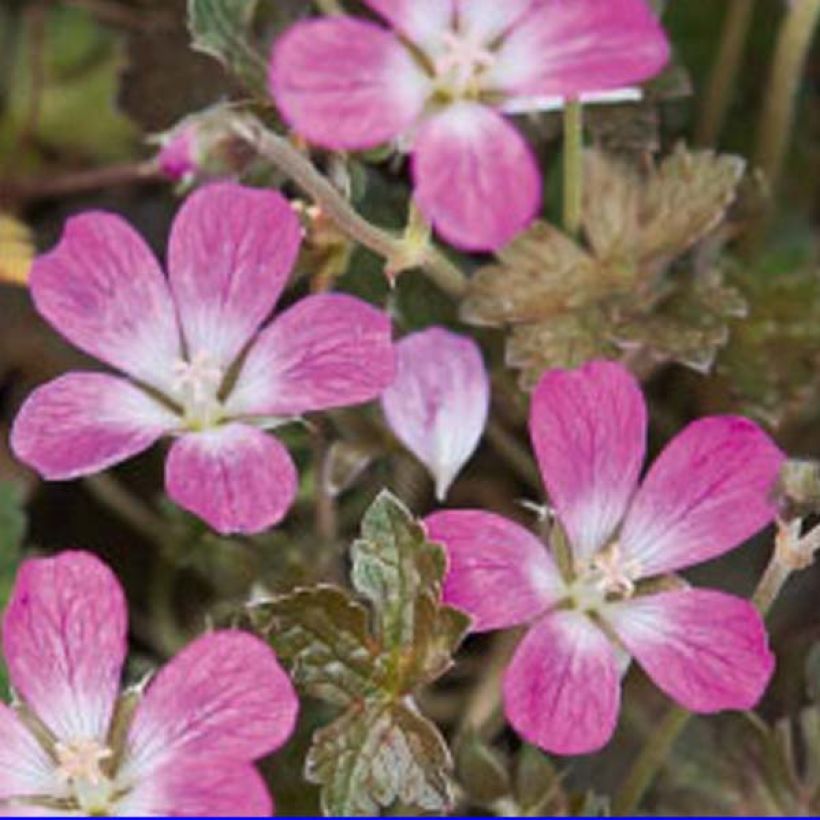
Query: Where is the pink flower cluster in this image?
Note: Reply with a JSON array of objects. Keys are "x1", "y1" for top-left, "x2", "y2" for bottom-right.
[
  {"x1": 0, "y1": 551, "x2": 297, "y2": 815},
  {"x1": 269, "y1": 0, "x2": 669, "y2": 251}
]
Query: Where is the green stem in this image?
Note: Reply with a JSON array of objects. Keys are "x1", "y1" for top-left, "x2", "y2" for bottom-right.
[
  {"x1": 613, "y1": 520, "x2": 816, "y2": 815},
  {"x1": 696, "y1": 0, "x2": 757, "y2": 146},
  {"x1": 231, "y1": 114, "x2": 468, "y2": 298},
  {"x1": 755, "y1": 0, "x2": 820, "y2": 192},
  {"x1": 562, "y1": 100, "x2": 584, "y2": 238}
]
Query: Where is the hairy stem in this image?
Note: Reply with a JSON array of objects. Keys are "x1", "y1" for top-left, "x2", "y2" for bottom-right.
[
  {"x1": 696, "y1": 0, "x2": 757, "y2": 146},
  {"x1": 755, "y1": 0, "x2": 820, "y2": 191},
  {"x1": 231, "y1": 114, "x2": 468, "y2": 298},
  {"x1": 613, "y1": 519, "x2": 817, "y2": 814},
  {"x1": 562, "y1": 100, "x2": 584, "y2": 238}
]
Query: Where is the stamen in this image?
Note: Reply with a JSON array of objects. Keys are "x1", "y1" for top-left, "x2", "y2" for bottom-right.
[
  {"x1": 172, "y1": 349, "x2": 225, "y2": 428},
  {"x1": 590, "y1": 543, "x2": 642, "y2": 599},
  {"x1": 55, "y1": 738, "x2": 112, "y2": 786},
  {"x1": 433, "y1": 31, "x2": 497, "y2": 96}
]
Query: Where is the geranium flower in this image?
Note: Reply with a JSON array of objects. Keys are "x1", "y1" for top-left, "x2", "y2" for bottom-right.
[
  {"x1": 0, "y1": 551, "x2": 298, "y2": 816},
  {"x1": 11, "y1": 183, "x2": 395, "y2": 535},
  {"x1": 381, "y1": 327, "x2": 489, "y2": 500},
  {"x1": 269, "y1": 0, "x2": 669, "y2": 251},
  {"x1": 426, "y1": 360, "x2": 783, "y2": 755}
]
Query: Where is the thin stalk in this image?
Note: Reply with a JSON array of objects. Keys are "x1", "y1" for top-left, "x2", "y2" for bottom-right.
[
  {"x1": 755, "y1": 0, "x2": 820, "y2": 192},
  {"x1": 562, "y1": 100, "x2": 584, "y2": 238},
  {"x1": 613, "y1": 519, "x2": 818, "y2": 815},
  {"x1": 696, "y1": 0, "x2": 757, "y2": 146},
  {"x1": 231, "y1": 114, "x2": 468, "y2": 298}
]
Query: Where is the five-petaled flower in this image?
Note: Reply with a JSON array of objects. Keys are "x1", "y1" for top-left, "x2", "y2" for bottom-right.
[
  {"x1": 269, "y1": 0, "x2": 669, "y2": 252},
  {"x1": 0, "y1": 550, "x2": 298, "y2": 816},
  {"x1": 10, "y1": 182, "x2": 396, "y2": 535},
  {"x1": 426, "y1": 360, "x2": 783, "y2": 755}
]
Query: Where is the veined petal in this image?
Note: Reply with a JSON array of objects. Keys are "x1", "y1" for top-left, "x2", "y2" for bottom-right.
[
  {"x1": 269, "y1": 17, "x2": 430, "y2": 151},
  {"x1": 115, "y1": 758, "x2": 273, "y2": 818},
  {"x1": 382, "y1": 328, "x2": 489, "y2": 500},
  {"x1": 503, "y1": 610, "x2": 620, "y2": 755},
  {"x1": 123, "y1": 631, "x2": 298, "y2": 779},
  {"x1": 362, "y1": 0, "x2": 454, "y2": 54},
  {"x1": 227, "y1": 294, "x2": 395, "y2": 418},
  {"x1": 168, "y1": 183, "x2": 302, "y2": 369},
  {"x1": 620, "y1": 416, "x2": 785, "y2": 578},
  {"x1": 426, "y1": 510, "x2": 564, "y2": 632},
  {"x1": 165, "y1": 425, "x2": 298, "y2": 535},
  {"x1": 0, "y1": 704, "x2": 57, "y2": 803},
  {"x1": 2, "y1": 552, "x2": 127, "y2": 743},
  {"x1": 29, "y1": 213, "x2": 181, "y2": 393},
  {"x1": 11, "y1": 373, "x2": 178, "y2": 481},
  {"x1": 487, "y1": 0, "x2": 670, "y2": 98},
  {"x1": 530, "y1": 361, "x2": 646, "y2": 562},
  {"x1": 456, "y1": 0, "x2": 532, "y2": 44},
  {"x1": 607, "y1": 589, "x2": 775, "y2": 712},
  {"x1": 412, "y1": 103, "x2": 540, "y2": 251}
]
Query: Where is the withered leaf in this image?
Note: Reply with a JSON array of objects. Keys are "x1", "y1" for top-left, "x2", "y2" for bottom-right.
[{"x1": 0, "y1": 215, "x2": 34, "y2": 287}]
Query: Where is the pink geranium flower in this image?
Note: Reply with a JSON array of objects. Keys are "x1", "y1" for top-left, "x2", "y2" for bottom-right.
[
  {"x1": 11, "y1": 183, "x2": 395, "y2": 535},
  {"x1": 0, "y1": 551, "x2": 298, "y2": 816},
  {"x1": 426, "y1": 361, "x2": 783, "y2": 755},
  {"x1": 269, "y1": 0, "x2": 669, "y2": 251},
  {"x1": 382, "y1": 327, "x2": 489, "y2": 500}
]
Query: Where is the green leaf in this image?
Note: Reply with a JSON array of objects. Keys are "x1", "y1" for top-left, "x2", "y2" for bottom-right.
[
  {"x1": 305, "y1": 699, "x2": 453, "y2": 817},
  {"x1": 351, "y1": 490, "x2": 446, "y2": 654},
  {"x1": 254, "y1": 585, "x2": 378, "y2": 706},
  {"x1": 187, "y1": 0, "x2": 267, "y2": 96},
  {"x1": 0, "y1": 482, "x2": 26, "y2": 698},
  {"x1": 455, "y1": 730, "x2": 511, "y2": 807}
]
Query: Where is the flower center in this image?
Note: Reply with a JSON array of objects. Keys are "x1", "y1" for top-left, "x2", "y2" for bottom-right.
[
  {"x1": 433, "y1": 30, "x2": 497, "y2": 98},
  {"x1": 172, "y1": 349, "x2": 225, "y2": 429},
  {"x1": 55, "y1": 738, "x2": 115, "y2": 815},
  {"x1": 570, "y1": 542, "x2": 643, "y2": 612}
]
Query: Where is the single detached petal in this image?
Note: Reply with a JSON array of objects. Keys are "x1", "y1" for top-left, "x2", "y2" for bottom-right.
[
  {"x1": 500, "y1": 87, "x2": 642, "y2": 114},
  {"x1": 530, "y1": 361, "x2": 646, "y2": 562},
  {"x1": 116, "y1": 758, "x2": 273, "y2": 818},
  {"x1": 503, "y1": 610, "x2": 620, "y2": 755},
  {"x1": 3, "y1": 551, "x2": 127, "y2": 742},
  {"x1": 362, "y1": 0, "x2": 454, "y2": 53},
  {"x1": 487, "y1": 0, "x2": 670, "y2": 99},
  {"x1": 456, "y1": 0, "x2": 532, "y2": 44},
  {"x1": 168, "y1": 183, "x2": 302, "y2": 369},
  {"x1": 124, "y1": 630, "x2": 298, "y2": 778},
  {"x1": 165, "y1": 424, "x2": 298, "y2": 535},
  {"x1": 269, "y1": 17, "x2": 430, "y2": 151},
  {"x1": 607, "y1": 589, "x2": 775, "y2": 712},
  {"x1": 412, "y1": 103, "x2": 540, "y2": 252},
  {"x1": 30, "y1": 212, "x2": 181, "y2": 393},
  {"x1": 11, "y1": 373, "x2": 178, "y2": 481},
  {"x1": 620, "y1": 416, "x2": 785, "y2": 577},
  {"x1": 227, "y1": 293, "x2": 395, "y2": 418},
  {"x1": 426, "y1": 510, "x2": 564, "y2": 632},
  {"x1": 0, "y1": 704, "x2": 57, "y2": 803},
  {"x1": 382, "y1": 328, "x2": 489, "y2": 499}
]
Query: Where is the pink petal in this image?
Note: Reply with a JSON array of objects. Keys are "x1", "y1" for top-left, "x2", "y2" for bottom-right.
[
  {"x1": 425, "y1": 510, "x2": 564, "y2": 632},
  {"x1": 227, "y1": 293, "x2": 395, "y2": 418},
  {"x1": 116, "y1": 758, "x2": 273, "y2": 817},
  {"x1": 168, "y1": 183, "x2": 302, "y2": 369},
  {"x1": 456, "y1": 0, "x2": 532, "y2": 43},
  {"x1": 2, "y1": 551, "x2": 127, "y2": 742},
  {"x1": 503, "y1": 610, "x2": 620, "y2": 755},
  {"x1": 29, "y1": 212, "x2": 181, "y2": 393},
  {"x1": 362, "y1": 0, "x2": 454, "y2": 53},
  {"x1": 165, "y1": 424, "x2": 298, "y2": 535},
  {"x1": 0, "y1": 704, "x2": 56, "y2": 802},
  {"x1": 529, "y1": 361, "x2": 646, "y2": 562},
  {"x1": 607, "y1": 589, "x2": 775, "y2": 712},
  {"x1": 124, "y1": 630, "x2": 298, "y2": 778},
  {"x1": 382, "y1": 328, "x2": 489, "y2": 499},
  {"x1": 269, "y1": 17, "x2": 430, "y2": 151},
  {"x1": 620, "y1": 416, "x2": 785, "y2": 578},
  {"x1": 487, "y1": 0, "x2": 670, "y2": 99},
  {"x1": 411, "y1": 102, "x2": 541, "y2": 252},
  {"x1": 11, "y1": 373, "x2": 177, "y2": 481}
]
